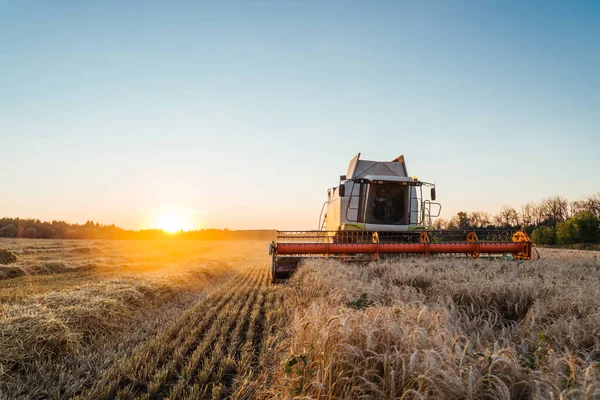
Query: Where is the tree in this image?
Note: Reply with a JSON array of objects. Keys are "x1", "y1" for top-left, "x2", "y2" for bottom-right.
[
  {"x1": 520, "y1": 203, "x2": 536, "y2": 227},
  {"x1": 529, "y1": 202, "x2": 546, "y2": 226},
  {"x1": 555, "y1": 212, "x2": 599, "y2": 244},
  {"x1": 571, "y1": 193, "x2": 600, "y2": 218},
  {"x1": 556, "y1": 220, "x2": 578, "y2": 244},
  {"x1": 447, "y1": 212, "x2": 470, "y2": 230},
  {"x1": 571, "y1": 212, "x2": 599, "y2": 243},
  {"x1": 494, "y1": 206, "x2": 520, "y2": 228},
  {"x1": 468, "y1": 211, "x2": 491, "y2": 228},
  {"x1": 531, "y1": 226, "x2": 556, "y2": 245},
  {"x1": 587, "y1": 193, "x2": 600, "y2": 217},
  {"x1": 0, "y1": 224, "x2": 18, "y2": 238},
  {"x1": 541, "y1": 196, "x2": 569, "y2": 226},
  {"x1": 431, "y1": 218, "x2": 447, "y2": 230},
  {"x1": 571, "y1": 200, "x2": 587, "y2": 216},
  {"x1": 22, "y1": 227, "x2": 36, "y2": 239}
]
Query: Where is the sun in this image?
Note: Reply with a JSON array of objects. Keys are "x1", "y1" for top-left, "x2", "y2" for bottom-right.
[{"x1": 153, "y1": 209, "x2": 193, "y2": 233}]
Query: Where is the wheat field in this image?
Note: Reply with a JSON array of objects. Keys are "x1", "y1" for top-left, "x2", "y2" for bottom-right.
[
  {"x1": 271, "y1": 248, "x2": 600, "y2": 399},
  {"x1": 0, "y1": 240, "x2": 599, "y2": 399}
]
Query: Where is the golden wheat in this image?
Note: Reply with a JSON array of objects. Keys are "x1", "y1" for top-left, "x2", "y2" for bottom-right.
[{"x1": 273, "y1": 249, "x2": 600, "y2": 399}]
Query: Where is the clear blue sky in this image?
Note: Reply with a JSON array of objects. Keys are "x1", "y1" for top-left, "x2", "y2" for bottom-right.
[{"x1": 1, "y1": 1, "x2": 599, "y2": 230}]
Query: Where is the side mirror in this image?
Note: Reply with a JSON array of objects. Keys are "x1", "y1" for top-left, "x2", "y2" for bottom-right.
[
  {"x1": 431, "y1": 187, "x2": 436, "y2": 201},
  {"x1": 339, "y1": 175, "x2": 346, "y2": 181},
  {"x1": 338, "y1": 184, "x2": 345, "y2": 197}
]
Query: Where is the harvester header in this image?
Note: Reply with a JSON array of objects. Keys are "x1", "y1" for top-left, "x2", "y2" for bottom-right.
[{"x1": 270, "y1": 154, "x2": 532, "y2": 280}]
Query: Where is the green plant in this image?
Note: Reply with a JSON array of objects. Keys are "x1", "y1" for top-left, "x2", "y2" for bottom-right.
[
  {"x1": 571, "y1": 212, "x2": 600, "y2": 243},
  {"x1": 531, "y1": 226, "x2": 556, "y2": 245},
  {"x1": 347, "y1": 292, "x2": 373, "y2": 309},
  {"x1": 556, "y1": 212, "x2": 600, "y2": 244},
  {"x1": 556, "y1": 220, "x2": 578, "y2": 244}
]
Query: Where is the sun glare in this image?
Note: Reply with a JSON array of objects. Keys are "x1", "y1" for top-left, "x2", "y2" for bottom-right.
[{"x1": 153, "y1": 209, "x2": 193, "y2": 233}]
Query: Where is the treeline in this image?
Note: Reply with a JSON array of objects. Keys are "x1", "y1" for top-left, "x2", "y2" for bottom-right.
[
  {"x1": 0, "y1": 219, "x2": 275, "y2": 241},
  {"x1": 3, "y1": 193, "x2": 600, "y2": 245},
  {"x1": 432, "y1": 193, "x2": 600, "y2": 245}
]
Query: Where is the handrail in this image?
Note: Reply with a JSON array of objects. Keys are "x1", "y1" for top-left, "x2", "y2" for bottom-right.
[
  {"x1": 422, "y1": 200, "x2": 442, "y2": 227},
  {"x1": 318, "y1": 201, "x2": 328, "y2": 229}
]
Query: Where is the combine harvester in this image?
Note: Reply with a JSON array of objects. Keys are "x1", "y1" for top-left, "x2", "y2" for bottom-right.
[{"x1": 269, "y1": 153, "x2": 532, "y2": 281}]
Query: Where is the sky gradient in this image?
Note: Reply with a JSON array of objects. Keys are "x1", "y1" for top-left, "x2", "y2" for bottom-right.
[{"x1": 1, "y1": 1, "x2": 599, "y2": 230}]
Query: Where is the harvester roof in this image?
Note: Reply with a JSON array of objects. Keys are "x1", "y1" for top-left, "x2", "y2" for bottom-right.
[{"x1": 346, "y1": 153, "x2": 409, "y2": 180}]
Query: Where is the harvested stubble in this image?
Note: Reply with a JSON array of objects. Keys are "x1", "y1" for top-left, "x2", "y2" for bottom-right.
[
  {"x1": 0, "y1": 239, "x2": 269, "y2": 399},
  {"x1": 273, "y1": 251, "x2": 600, "y2": 399},
  {"x1": 84, "y1": 259, "x2": 288, "y2": 400},
  {"x1": 0, "y1": 265, "x2": 26, "y2": 280},
  {"x1": 0, "y1": 279, "x2": 172, "y2": 370},
  {"x1": 0, "y1": 249, "x2": 17, "y2": 264},
  {"x1": 25, "y1": 261, "x2": 93, "y2": 275}
]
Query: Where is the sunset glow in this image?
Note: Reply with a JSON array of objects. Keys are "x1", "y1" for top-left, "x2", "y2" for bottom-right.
[{"x1": 151, "y1": 209, "x2": 194, "y2": 233}]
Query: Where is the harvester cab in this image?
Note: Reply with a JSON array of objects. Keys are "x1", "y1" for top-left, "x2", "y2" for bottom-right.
[
  {"x1": 321, "y1": 153, "x2": 441, "y2": 233},
  {"x1": 269, "y1": 154, "x2": 532, "y2": 281}
]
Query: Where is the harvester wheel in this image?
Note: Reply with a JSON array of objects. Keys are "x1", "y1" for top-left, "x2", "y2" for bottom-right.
[
  {"x1": 270, "y1": 256, "x2": 277, "y2": 283},
  {"x1": 270, "y1": 257, "x2": 288, "y2": 283}
]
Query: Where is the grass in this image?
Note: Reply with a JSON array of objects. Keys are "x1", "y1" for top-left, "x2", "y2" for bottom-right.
[{"x1": 0, "y1": 239, "x2": 598, "y2": 399}]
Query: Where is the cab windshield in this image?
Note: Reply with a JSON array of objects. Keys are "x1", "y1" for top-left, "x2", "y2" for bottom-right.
[{"x1": 365, "y1": 182, "x2": 409, "y2": 224}]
